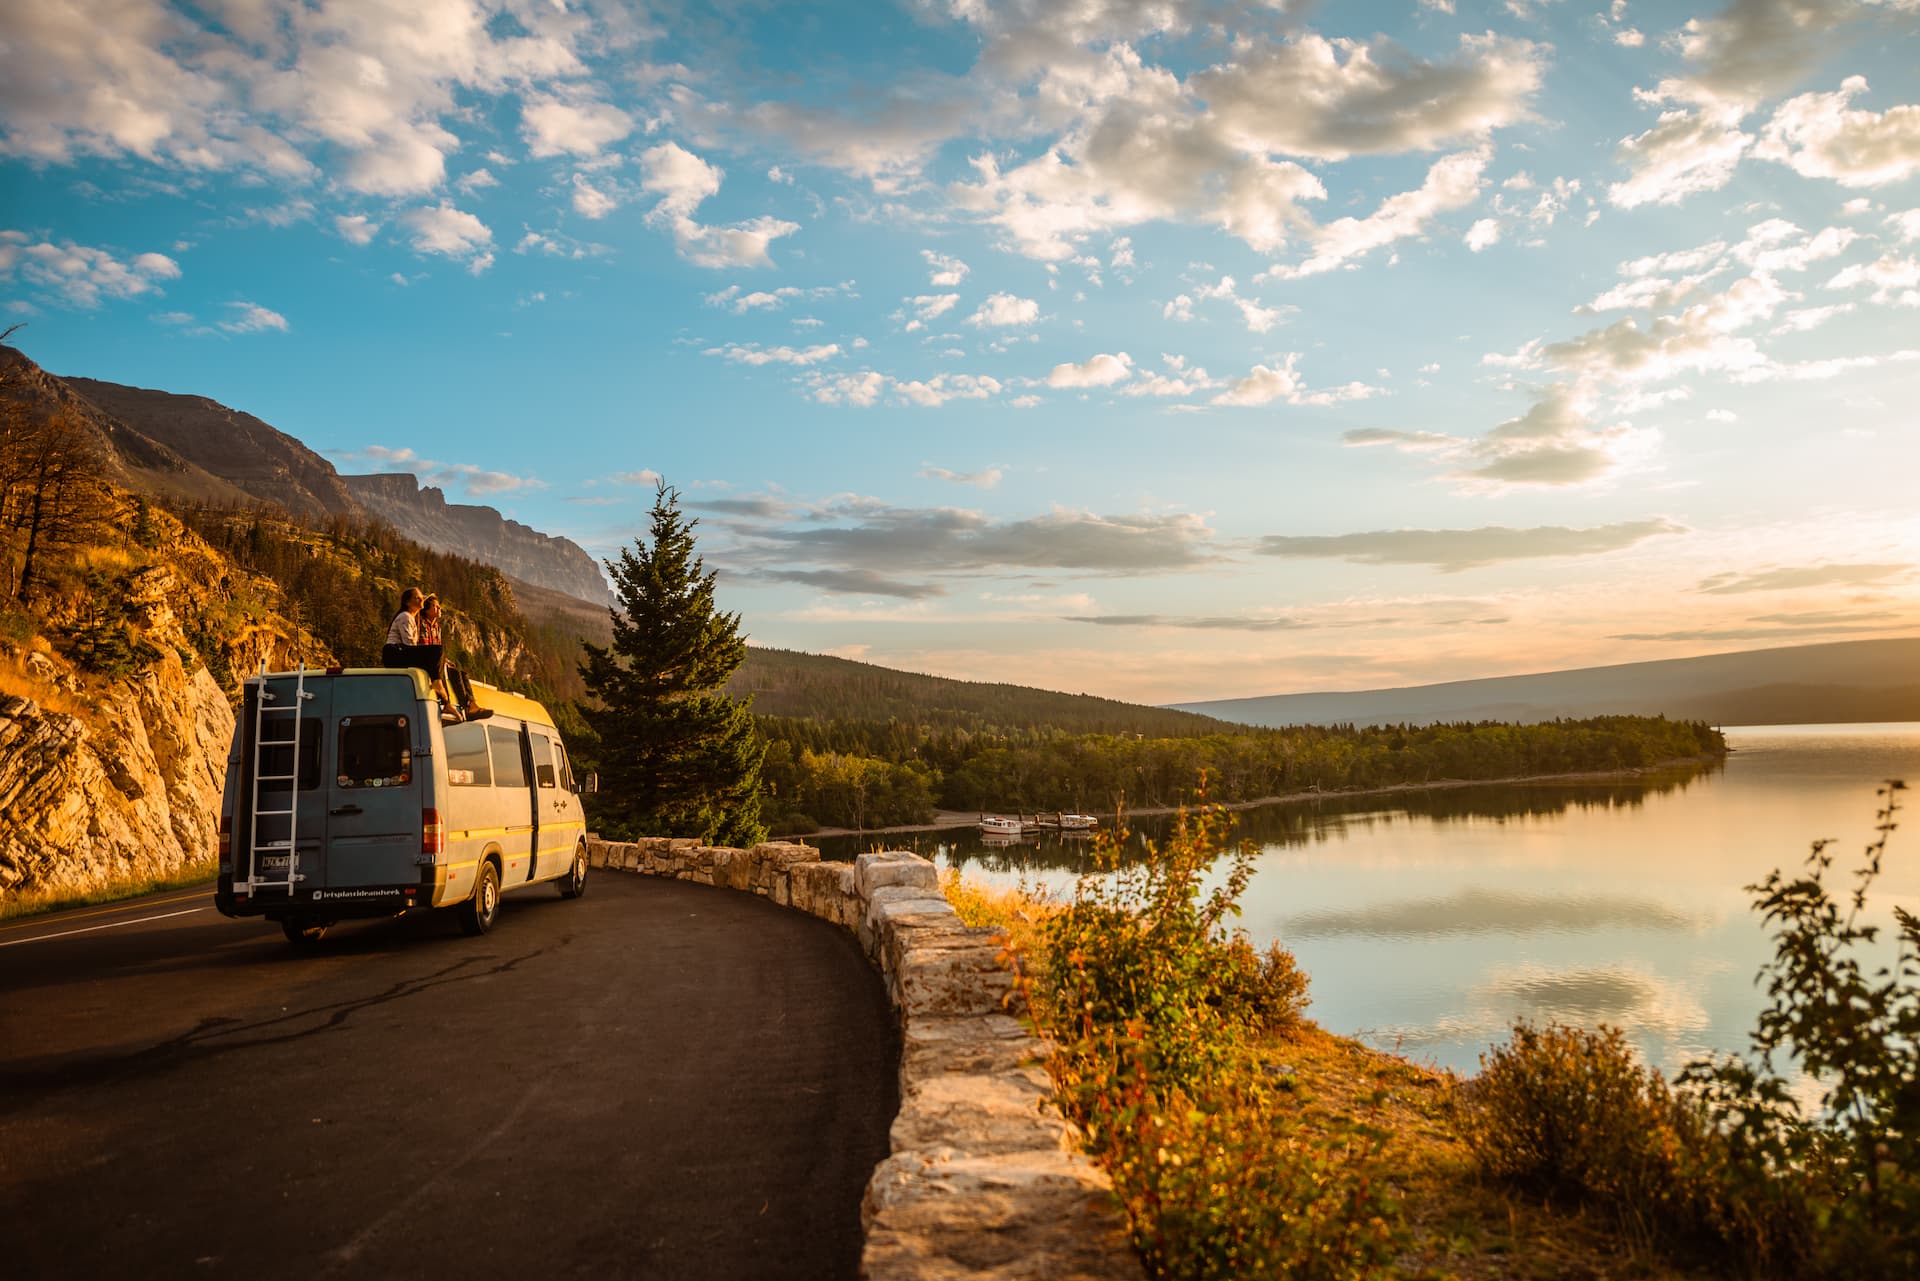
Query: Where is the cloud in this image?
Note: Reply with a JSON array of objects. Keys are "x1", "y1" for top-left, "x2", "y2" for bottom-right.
[
  {"x1": 1263, "y1": 147, "x2": 1490, "y2": 278},
  {"x1": 455, "y1": 167, "x2": 498, "y2": 194},
  {"x1": 806, "y1": 371, "x2": 889, "y2": 407},
  {"x1": 1652, "y1": 0, "x2": 1867, "y2": 113},
  {"x1": 1464, "y1": 217, "x2": 1502, "y2": 251},
  {"x1": 894, "y1": 373, "x2": 1004, "y2": 407},
  {"x1": 1192, "y1": 275, "x2": 1291, "y2": 331},
  {"x1": 903, "y1": 293, "x2": 959, "y2": 331},
  {"x1": 1695, "y1": 562, "x2": 1914, "y2": 594},
  {"x1": 920, "y1": 466, "x2": 1004, "y2": 489},
  {"x1": 349, "y1": 445, "x2": 544, "y2": 498},
  {"x1": 1065, "y1": 613, "x2": 1312, "y2": 631},
  {"x1": 1191, "y1": 32, "x2": 1545, "y2": 161},
  {"x1": 334, "y1": 214, "x2": 378, "y2": 246},
  {"x1": 571, "y1": 173, "x2": 618, "y2": 219},
  {"x1": 1608, "y1": 108, "x2": 1753, "y2": 208},
  {"x1": 731, "y1": 501, "x2": 1218, "y2": 577},
  {"x1": 0, "y1": 231, "x2": 180, "y2": 307},
  {"x1": 521, "y1": 91, "x2": 633, "y2": 159},
  {"x1": 1351, "y1": 386, "x2": 1661, "y2": 489},
  {"x1": 749, "y1": 568, "x2": 946, "y2": 599},
  {"x1": 1756, "y1": 77, "x2": 1920, "y2": 187},
  {"x1": 923, "y1": 249, "x2": 969, "y2": 286},
  {"x1": 966, "y1": 292, "x2": 1040, "y2": 327},
  {"x1": 1256, "y1": 518, "x2": 1686, "y2": 572},
  {"x1": 611, "y1": 469, "x2": 663, "y2": 486},
  {"x1": 1047, "y1": 352, "x2": 1133, "y2": 388},
  {"x1": 219, "y1": 301, "x2": 288, "y2": 334},
  {"x1": 704, "y1": 342, "x2": 842, "y2": 366},
  {"x1": 1827, "y1": 252, "x2": 1920, "y2": 305},
  {"x1": 639, "y1": 141, "x2": 800, "y2": 268},
  {"x1": 1210, "y1": 353, "x2": 1380, "y2": 407},
  {"x1": 400, "y1": 202, "x2": 492, "y2": 264}
]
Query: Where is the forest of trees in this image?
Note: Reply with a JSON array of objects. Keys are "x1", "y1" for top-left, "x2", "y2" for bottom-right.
[{"x1": 755, "y1": 714, "x2": 1726, "y2": 831}]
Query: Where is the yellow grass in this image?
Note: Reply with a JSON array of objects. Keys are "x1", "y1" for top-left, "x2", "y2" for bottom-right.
[
  {"x1": 939, "y1": 868, "x2": 1058, "y2": 958},
  {"x1": 0, "y1": 651, "x2": 93, "y2": 720},
  {"x1": 0, "y1": 859, "x2": 218, "y2": 921}
]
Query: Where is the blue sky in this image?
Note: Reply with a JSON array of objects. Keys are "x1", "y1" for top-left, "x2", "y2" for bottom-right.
[{"x1": 3, "y1": 0, "x2": 1918, "y2": 703}]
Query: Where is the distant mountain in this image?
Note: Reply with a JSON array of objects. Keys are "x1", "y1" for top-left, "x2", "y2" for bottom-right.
[
  {"x1": 731, "y1": 646, "x2": 1241, "y2": 737},
  {"x1": 1, "y1": 344, "x2": 611, "y2": 606},
  {"x1": 341, "y1": 472, "x2": 610, "y2": 605},
  {"x1": 1170, "y1": 638, "x2": 1920, "y2": 728}
]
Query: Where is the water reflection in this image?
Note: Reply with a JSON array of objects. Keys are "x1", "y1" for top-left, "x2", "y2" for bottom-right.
[
  {"x1": 811, "y1": 764, "x2": 1715, "y2": 870},
  {"x1": 1285, "y1": 886, "x2": 1705, "y2": 939}
]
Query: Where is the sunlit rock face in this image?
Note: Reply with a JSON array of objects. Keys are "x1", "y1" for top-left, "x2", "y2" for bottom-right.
[{"x1": 0, "y1": 651, "x2": 232, "y2": 903}]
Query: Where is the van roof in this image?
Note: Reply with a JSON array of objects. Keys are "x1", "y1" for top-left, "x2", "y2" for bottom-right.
[
  {"x1": 468, "y1": 681, "x2": 558, "y2": 729},
  {"x1": 253, "y1": 668, "x2": 559, "y2": 730}
]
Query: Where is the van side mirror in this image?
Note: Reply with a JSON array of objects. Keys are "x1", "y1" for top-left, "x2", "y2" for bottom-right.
[{"x1": 581, "y1": 771, "x2": 599, "y2": 795}]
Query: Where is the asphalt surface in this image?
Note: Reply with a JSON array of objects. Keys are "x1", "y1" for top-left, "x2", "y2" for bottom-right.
[{"x1": 0, "y1": 872, "x2": 899, "y2": 1280}]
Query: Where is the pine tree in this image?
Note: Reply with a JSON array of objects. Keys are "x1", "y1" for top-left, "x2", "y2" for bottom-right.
[{"x1": 579, "y1": 482, "x2": 766, "y2": 845}]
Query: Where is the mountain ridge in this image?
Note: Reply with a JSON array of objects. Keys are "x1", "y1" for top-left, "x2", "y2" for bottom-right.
[
  {"x1": 1170, "y1": 637, "x2": 1920, "y2": 728},
  {"x1": 2, "y1": 345, "x2": 611, "y2": 606}
]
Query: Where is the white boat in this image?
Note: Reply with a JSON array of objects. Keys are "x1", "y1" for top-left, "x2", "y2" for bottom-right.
[
  {"x1": 1056, "y1": 813, "x2": 1098, "y2": 832},
  {"x1": 978, "y1": 815, "x2": 1026, "y2": 836}
]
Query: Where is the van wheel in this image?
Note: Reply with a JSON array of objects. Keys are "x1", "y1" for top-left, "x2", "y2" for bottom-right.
[
  {"x1": 282, "y1": 917, "x2": 332, "y2": 946},
  {"x1": 460, "y1": 860, "x2": 501, "y2": 936},
  {"x1": 558, "y1": 844, "x2": 587, "y2": 899}
]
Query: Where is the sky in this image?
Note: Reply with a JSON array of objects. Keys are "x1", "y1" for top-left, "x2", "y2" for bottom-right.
[{"x1": 3, "y1": 0, "x2": 1919, "y2": 706}]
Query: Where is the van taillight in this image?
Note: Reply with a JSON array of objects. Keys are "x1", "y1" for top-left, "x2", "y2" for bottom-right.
[
  {"x1": 422, "y1": 809, "x2": 445, "y2": 857},
  {"x1": 218, "y1": 815, "x2": 231, "y2": 860}
]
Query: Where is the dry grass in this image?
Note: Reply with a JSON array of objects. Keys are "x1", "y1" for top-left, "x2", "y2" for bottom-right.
[
  {"x1": 0, "y1": 859, "x2": 218, "y2": 921},
  {"x1": 0, "y1": 649, "x2": 94, "y2": 720},
  {"x1": 1258, "y1": 1024, "x2": 1712, "y2": 1281},
  {"x1": 939, "y1": 868, "x2": 1058, "y2": 957}
]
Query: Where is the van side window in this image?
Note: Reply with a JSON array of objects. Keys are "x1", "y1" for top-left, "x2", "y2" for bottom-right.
[
  {"x1": 554, "y1": 741, "x2": 576, "y2": 793},
  {"x1": 488, "y1": 725, "x2": 528, "y2": 790},
  {"x1": 531, "y1": 732, "x2": 557, "y2": 788},
  {"x1": 337, "y1": 715, "x2": 412, "y2": 789},
  {"x1": 444, "y1": 722, "x2": 491, "y2": 787}
]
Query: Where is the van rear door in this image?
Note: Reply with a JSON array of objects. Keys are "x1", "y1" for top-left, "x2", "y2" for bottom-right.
[
  {"x1": 238, "y1": 675, "x2": 329, "y2": 896},
  {"x1": 324, "y1": 674, "x2": 425, "y2": 891}
]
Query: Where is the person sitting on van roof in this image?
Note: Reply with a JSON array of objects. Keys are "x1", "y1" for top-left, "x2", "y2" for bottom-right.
[
  {"x1": 416, "y1": 595, "x2": 490, "y2": 725},
  {"x1": 382, "y1": 587, "x2": 424, "y2": 665}
]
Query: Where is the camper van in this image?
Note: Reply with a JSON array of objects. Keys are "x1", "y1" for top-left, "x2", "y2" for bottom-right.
[{"x1": 214, "y1": 666, "x2": 592, "y2": 943}]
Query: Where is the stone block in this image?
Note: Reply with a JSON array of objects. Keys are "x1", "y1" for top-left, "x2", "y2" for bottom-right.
[
  {"x1": 789, "y1": 860, "x2": 857, "y2": 922},
  {"x1": 903, "y1": 1013, "x2": 1039, "y2": 1081},
  {"x1": 711, "y1": 846, "x2": 751, "y2": 892},
  {"x1": 890, "y1": 1065, "x2": 1069, "y2": 1158},
  {"x1": 895, "y1": 942, "x2": 1015, "y2": 1020},
  {"x1": 856, "y1": 850, "x2": 940, "y2": 899},
  {"x1": 860, "y1": 1147, "x2": 1137, "y2": 1281},
  {"x1": 860, "y1": 886, "x2": 953, "y2": 959}
]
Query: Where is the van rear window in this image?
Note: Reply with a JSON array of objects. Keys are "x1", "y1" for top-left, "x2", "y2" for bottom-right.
[
  {"x1": 259, "y1": 719, "x2": 322, "y2": 791},
  {"x1": 337, "y1": 715, "x2": 411, "y2": 789},
  {"x1": 488, "y1": 725, "x2": 528, "y2": 789},
  {"x1": 444, "y1": 722, "x2": 491, "y2": 786}
]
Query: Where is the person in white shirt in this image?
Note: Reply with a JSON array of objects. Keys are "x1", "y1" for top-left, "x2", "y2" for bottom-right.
[{"x1": 381, "y1": 587, "x2": 424, "y2": 666}]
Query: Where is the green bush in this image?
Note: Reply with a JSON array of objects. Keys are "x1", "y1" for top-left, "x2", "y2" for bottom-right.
[
  {"x1": 1466, "y1": 1022, "x2": 1737, "y2": 1253},
  {"x1": 1032, "y1": 787, "x2": 1400, "y2": 1279}
]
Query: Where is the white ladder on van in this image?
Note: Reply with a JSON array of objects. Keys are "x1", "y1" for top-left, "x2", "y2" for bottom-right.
[{"x1": 244, "y1": 662, "x2": 313, "y2": 894}]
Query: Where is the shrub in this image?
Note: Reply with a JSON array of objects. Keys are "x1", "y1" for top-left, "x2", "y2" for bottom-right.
[
  {"x1": 1027, "y1": 786, "x2": 1396, "y2": 1279},
  {"x1": 1679, "y1": 779, "x2": 1917, "y2": 1279},
  {"x1": 1466, "y1": 1022, "x2": 1738, "y2": 1254}
]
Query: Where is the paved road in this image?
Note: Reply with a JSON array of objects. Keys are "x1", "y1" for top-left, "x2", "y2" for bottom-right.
[{"x1": 0, "y1": 873, "x2": 899, "y2": 1280}]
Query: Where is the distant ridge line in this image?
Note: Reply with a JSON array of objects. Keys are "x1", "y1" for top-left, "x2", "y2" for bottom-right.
[{"x1": 1168, "y1": 637, "x2": 1920, "y2": 729}]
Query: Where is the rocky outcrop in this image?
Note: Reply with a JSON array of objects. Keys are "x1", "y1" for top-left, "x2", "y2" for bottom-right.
[
  {"x1": 585, "y1": 837, "x2": 1140, "y2": 1281},
  {"x1": 341, "y1": 472, "x2": 610, "y2": 605},
  {"x1": 0, "y1": 652, "x2": 232, "y2": 903}
]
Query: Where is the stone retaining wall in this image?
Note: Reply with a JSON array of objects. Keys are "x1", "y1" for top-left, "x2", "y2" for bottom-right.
[{"x1": 584, "y1": 836, "x2": 1139, "y2": 1280}]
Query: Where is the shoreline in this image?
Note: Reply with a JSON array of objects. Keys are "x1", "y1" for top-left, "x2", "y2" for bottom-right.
[{"x1": 778, "y1": 752, "x2": 1724, "y2": 841}]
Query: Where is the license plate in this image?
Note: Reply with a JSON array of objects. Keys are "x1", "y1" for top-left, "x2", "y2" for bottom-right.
[{"x1": 260, "y1": 855, "x2": 291, "y2": 870}]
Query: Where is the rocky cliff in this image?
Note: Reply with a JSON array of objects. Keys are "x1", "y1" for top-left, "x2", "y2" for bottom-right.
[
  {"x1": 0, "y1": 513, "x2": 330, "y2": 907},
  {"x1": 341, "y1": 472, "x2": 610, "y2": 605}
]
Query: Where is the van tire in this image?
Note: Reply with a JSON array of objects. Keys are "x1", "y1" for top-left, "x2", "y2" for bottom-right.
[
  {"x1": 282, "y1": 917, "x2": 332, "y2": 945},
  {"x1": 557, "y1": 844, "x2": 587, "y2": 899},
  {"x1": 461, "y1": 860, "x2": 501, "y2": 936}
]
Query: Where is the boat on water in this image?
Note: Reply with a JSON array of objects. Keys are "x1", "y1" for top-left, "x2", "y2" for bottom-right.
[
  {"x1": 1056, "y1": 812, "x2": 1098, "y2": 832},
  {"x1": 978, "y1": 815, "x2": 1027, "y2": 836}
]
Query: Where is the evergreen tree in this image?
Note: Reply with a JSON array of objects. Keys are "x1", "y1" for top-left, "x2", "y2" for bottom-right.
[{"x1": 579, "y1": 482, "x2": 766, "y2": 845}]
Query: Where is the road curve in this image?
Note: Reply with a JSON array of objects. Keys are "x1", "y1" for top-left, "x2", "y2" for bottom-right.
[{"x1": 0, "y1": 873, "x2": 899, "y2": 1280}]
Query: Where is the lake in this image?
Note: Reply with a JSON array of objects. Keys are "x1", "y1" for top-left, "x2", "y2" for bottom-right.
[{"x1": 815, "y1": 723, "x2": 1920, "y2": 1077}]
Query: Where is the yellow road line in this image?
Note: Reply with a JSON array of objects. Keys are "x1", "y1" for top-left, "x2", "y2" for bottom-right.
[{"x1": 0, "y1": 887, "x2": 211, "y2": 933}]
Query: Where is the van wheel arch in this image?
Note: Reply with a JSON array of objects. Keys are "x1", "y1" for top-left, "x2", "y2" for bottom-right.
[{"x1": 557, "y1": 840, "x2": 587, "y2": 899}]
